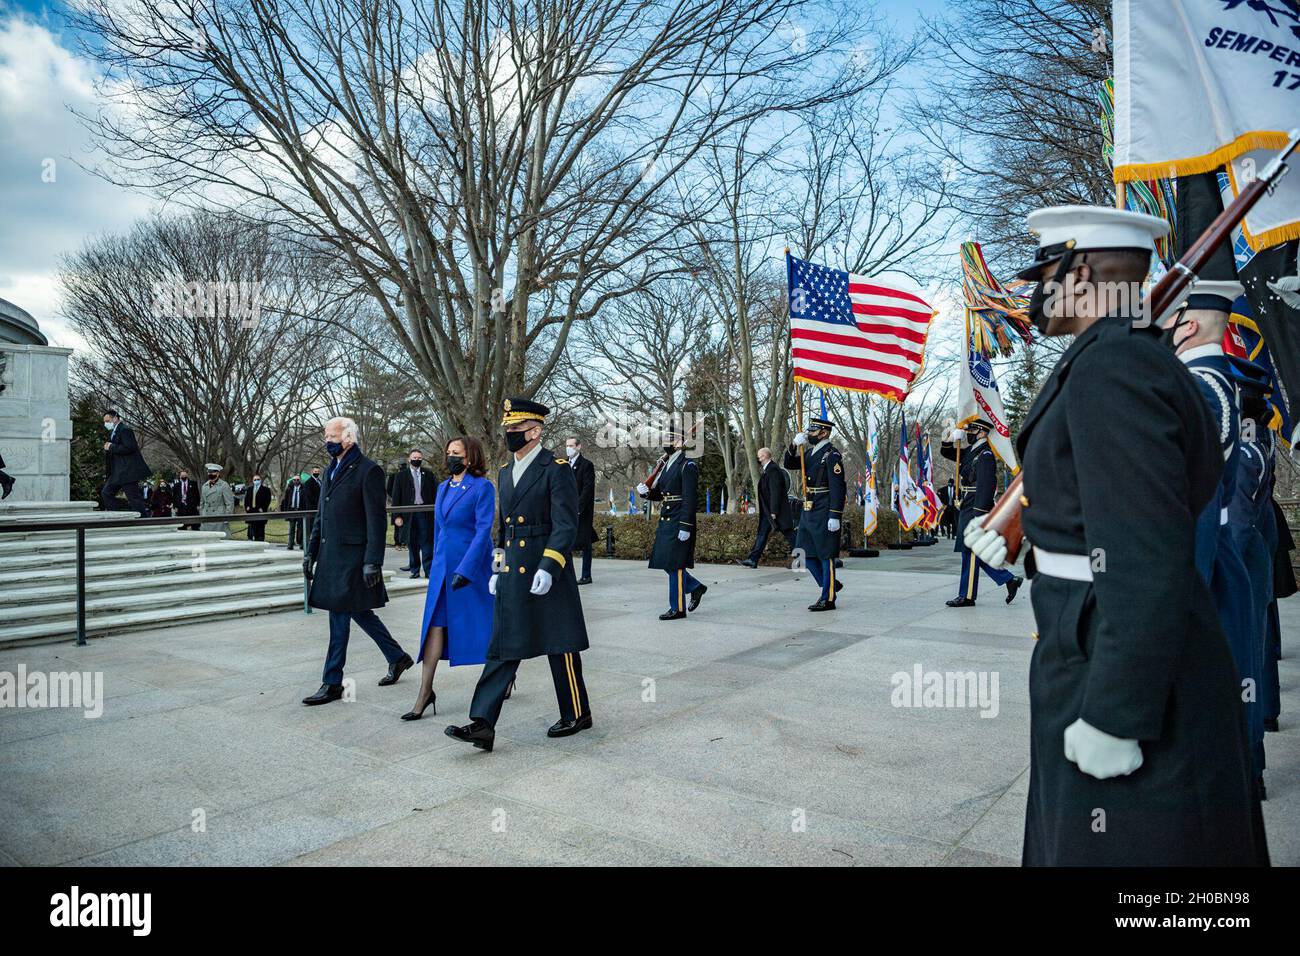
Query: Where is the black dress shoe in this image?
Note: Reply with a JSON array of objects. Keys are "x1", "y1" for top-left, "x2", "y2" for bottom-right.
[
  {"x1": 445, "y1": 720, "x2": 495, "y2": 751},
  {"x1": 735, "y1": 558, "x2": 758, "y2": 568},
  {"x1": 1256, "y1": 776, "x2": 1267, "y2": 802},
  {"x1": 1264, "y1": 717, "x2": 1280, "y2": 732},
  {"x1": 400, "y1": 691, "x2": 436, "y2": 720},
  {"x1": 379, "y1": 654, "x2": 414, "y2": 686},
  {"x1": 833, "y1": 559, "x2": 843, "y2": 569},
  {"x1": 577, "y1": 576, "x2": 592, "y2": 585},
  {"x1": 399, "y1": 565, "x2": 411, "y2": 572},
  {"x1": 547, "y1": 713, "x2": 593, "y2": 737},
  {"x1": 688, "y1": 584, "x2": 707, "y2": 611},
  {"x1": 946, "y1": 597, "x2": 976, "y2": 608},
  {"x1": 1005, "y1": 576, "x2": 1023, "y2": 604},
  {"x1": 808, "y1": 598, "x2": 836, "y2": 612},
  {"x1": 302, "y1": 683, "x2": 344, "y2": 706},
  {"x1": 659, "y1": 609, "x2": 687, "y2": 620},
  {"x1": 409, "y1": 572, "x2": 421, "y2": 579}
]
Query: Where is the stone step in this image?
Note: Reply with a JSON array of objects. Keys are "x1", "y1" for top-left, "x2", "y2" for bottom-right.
[
  {"x1": 0, "y1": 574, "x2": 427, "y2": 647},
  {"x1": 0, "y1": 549, "x2": 299, "y2": 588},
  {"x1": 2, "y1": 576, "x2": 310, "y2": 625},
  {"x1": 2, "y1": 562, "x2": 306, "y2": 605},
  {"x1": 0, "y1": 500, "x2": 98, "y2": 515},
  {"x1": 0, "y1": 528, "x2": 225, "y2": 551},
  {"x1": 0, "y1": 538, "x2": 266, "y2": 571}
]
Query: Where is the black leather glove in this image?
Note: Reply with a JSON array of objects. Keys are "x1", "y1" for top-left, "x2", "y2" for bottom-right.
[
  {"x1": 362, "y1": 563, "x2": 382, "y2": 588},
  {"x1": 302, "y1": 557, "x2": 314, "y2": 580},
  {"x1": 451, "y1": 573, "x2": 471, "y2": 590}
]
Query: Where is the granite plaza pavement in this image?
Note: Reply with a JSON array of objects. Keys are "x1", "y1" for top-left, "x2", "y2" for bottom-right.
[{"x1": 1, "y1": 544, "x2": 1296, "y2": 866}]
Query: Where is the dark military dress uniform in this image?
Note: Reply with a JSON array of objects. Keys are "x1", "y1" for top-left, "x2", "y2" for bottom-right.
[
  {"x1": 941, "y1": 430, "x2": 1017, "y2": 605},
  {"x1": 454, "y1": 400, "x2": 591, "y2": 747},
  {"x1": 783, "y1": 420, "x2": 846, "y2": 608},
  {"x1": 642, "y1": 450, "x2": 704, "y2": 618},
  {"x1": 1017, "y1": 314, "x2": 1266, "y2": 866}
]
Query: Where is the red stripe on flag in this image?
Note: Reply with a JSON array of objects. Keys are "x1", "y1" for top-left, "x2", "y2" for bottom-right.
[
  {"x1": 792, "y1": 346, "x2": 915, "y2": 381},
  {"x1": 849, "y1": 316, "x2": 929, "y2": 343},
  {"x1": 795, "y1": 370, "x2": 907, "y2": 401},
  {"x1": 848, "y1": 281, "x2": 931, "y2": 307},
  {"x1": 792, "y1": 327, "x2": 924, "y2": 364}
]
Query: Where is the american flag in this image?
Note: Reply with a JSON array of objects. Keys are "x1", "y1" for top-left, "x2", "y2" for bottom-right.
[{"x1": 787, "y1": 254, "x2": 935, "y2": 401}]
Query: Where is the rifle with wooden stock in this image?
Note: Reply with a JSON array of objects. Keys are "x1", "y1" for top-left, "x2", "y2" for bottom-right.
[{"x1": 984, "y1": 131, "x2": 1300, "y2": 564}]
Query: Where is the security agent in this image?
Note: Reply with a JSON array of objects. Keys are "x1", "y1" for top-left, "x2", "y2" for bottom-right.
[
  {"x1": 940, "y1": 418, "x2": 1022, "y2": 608},
  {"x1": 445, "y1": 398, "x2": 591, "y2": 751},
  {"x1": 782, "y1": 415, "x2": 846, "y2": 611},
  {"x1": 965, "y1": 205, "x2": 1266, "y2": 866}
]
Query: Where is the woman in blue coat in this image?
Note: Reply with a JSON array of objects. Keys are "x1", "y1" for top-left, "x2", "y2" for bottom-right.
[{"x1": 401, "y1": 436, "x2": 496, "y2": 719}]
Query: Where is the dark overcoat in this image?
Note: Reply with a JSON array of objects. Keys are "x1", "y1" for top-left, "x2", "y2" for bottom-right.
[
  {"x1": 489, "y1": 448, "x2": 589, "y2": 661},
  {"x1": 783, "y1": 441, "x2": 845, "y2": 560},
  {"x1": 643, "y1": 453, "x2": 698, "y2": 570},
  {"x1": 1017, "y1": 316, "x2": 1266, "y2": 867},
  {"x1": 571, "y1": 454, "x2": 597, "y2": 548},
  {"x1": 758, "y1": 460, "x2": 794, "y2": 532},
  {"x1": 104, "y1": 424, "x2": 152, "y2": 485},
  {"x1": 306, "y1": 447, "x2": 389, "y2": 613}
]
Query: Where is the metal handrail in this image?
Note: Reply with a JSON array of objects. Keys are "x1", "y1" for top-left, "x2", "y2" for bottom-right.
[{"x1": 0, "y1": 504, "x2": 437, "y2": 646}]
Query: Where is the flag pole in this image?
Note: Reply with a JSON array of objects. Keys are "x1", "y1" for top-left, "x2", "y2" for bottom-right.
[{"x1": 787, "y1": 246, "x2": 808, "y2": 502}]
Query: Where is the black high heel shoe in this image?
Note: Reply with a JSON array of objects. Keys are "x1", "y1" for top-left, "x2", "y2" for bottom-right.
[
  {"x1": 504, "y1": 679, "x2": 516, "y2": 701},
  {"x1": 400, "y1": 691, "x2": 437, "y2": 720}
]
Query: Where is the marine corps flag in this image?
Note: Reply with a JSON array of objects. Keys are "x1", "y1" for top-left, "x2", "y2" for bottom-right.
[{"x1": 1112, "y1": 0, "x2": 1300, "y2": 249}]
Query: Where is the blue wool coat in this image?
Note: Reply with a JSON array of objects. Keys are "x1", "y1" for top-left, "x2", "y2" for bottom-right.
[{"x1": 417, "y1": 473, "x2": 496, "y2": 665}]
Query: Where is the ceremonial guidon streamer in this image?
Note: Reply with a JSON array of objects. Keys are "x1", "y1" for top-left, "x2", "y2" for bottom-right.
[{"x1": 786, "y1": 253, "x2": 936, "y2": 402}]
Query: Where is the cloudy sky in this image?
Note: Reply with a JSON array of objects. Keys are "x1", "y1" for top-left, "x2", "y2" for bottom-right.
[{"x1": 0, "y1": 0, "x2": 952, "y2": 353}]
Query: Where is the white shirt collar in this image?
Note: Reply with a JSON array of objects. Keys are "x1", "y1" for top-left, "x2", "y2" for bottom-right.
[
  {"x1": 1179, "y1": 343, "x2": 1225, "y2": 365},
  {"x1": 512, "y1": 442, "x2": 544, "y2": 482}
]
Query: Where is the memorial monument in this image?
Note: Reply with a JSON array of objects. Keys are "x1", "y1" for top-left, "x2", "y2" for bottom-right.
[{"x1": 0, "y1": 297, "x2": 72, "y2": 502}]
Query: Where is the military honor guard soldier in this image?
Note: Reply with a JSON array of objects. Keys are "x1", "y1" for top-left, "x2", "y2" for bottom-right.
[
  {"x1": 445, "y1": 398, "x2": 592, "y2": 751},
  {"x1": 637, "y1": 428, "x2": 706, "y2": 619},
  {"x1": 941, "y1": 419, "x2": 1022, "y2": 608},
  {"x1": 965, "y1": 205, "x2": 1268, "y2": 866},
  {"x1": 782, "y1": 415, "x2": 846, "y2": 611}
]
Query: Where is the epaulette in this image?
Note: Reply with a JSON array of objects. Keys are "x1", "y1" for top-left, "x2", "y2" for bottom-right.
[{"x1": 553, "y1": 457, "x2": 568, "y2": 465}]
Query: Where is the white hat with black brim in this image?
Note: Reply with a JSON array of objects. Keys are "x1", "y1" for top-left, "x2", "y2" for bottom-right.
[{"x1": 1013, "y1": 205, "x2": 1169, "y2": 281}]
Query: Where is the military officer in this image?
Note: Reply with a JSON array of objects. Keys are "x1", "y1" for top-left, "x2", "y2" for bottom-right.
[
  {"x1": 940, "y1": 418, "x2": 1022, "y2": 607},
  {"x1": 965, "y1": 205, "x2": 1266, "y2": 866},
  {"x1": 1227, "y1": 357, "x2": 1276, "y2": 800},
  {"x1": 444, "y1": 398, "x2": 591, "y2": 752},
  {"x1": 637, "y1": 428, "x2": 706, "y2": 619},
  {"x1": 782, "y1": 415, "x2": 846, "y2": 611}
]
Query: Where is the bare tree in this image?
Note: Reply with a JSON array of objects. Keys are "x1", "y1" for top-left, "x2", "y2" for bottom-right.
[
  {"x1": 74, "y1": 0, "x2": 894, "y2": 448},
  {"x1": 61, "y1": 210, "x2": 343, "y2": 478}
]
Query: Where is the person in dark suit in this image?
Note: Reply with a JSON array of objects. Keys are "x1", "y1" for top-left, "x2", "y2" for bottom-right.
[
  {"x1": 172, "y1": 470, "x2": 200, "y2": 529},
  {"x1": 783, "y1": 416, "x2": 846, "y2": 611},
  {"x1": 638, "y1": 427, "x2": 706, "y2": 619},
  {"x1": 280, "y1": 474, "x2": 308, "y2": 550},
  {"x1": 390, "y1": 449, "x2": 436, "y2": 578},
  {"x1": 243, "y1": 473, "x2": 272, "y2": 541},
  {"x1": 941, "y1": 420, "x2": 1021, "y2": 607},
  {"x1": 301, "y1": 417, "x2": 412, "y2": 706},
  {"x1": 100, "y1": 410, "x2": 151, "y2": 516},
  {"x1": 966, "y1": 205, "x2": 1266, "y2": 866},
  {"x1": 302, "y1": 467, "x2": 322, "y2": 549},
  {"x1": 445, "y1": 398, "x2": 591, "y2": 751},
  {"x1": 737, "y1": 447, "x2": 794, "y2": 568},
  {"x1": 938, "y1": 479, "x2": 958, "y2": 538},
  {"x1": 0, "y1": 450, "x2": 13, "y2": 499},
  {"x1": 387, "y1": 466, "x2": 410, "y2": 560},
  {"x1": 565, "y1": 437, "x2": 597, "y2": 583},
  {"x1": 402, "y1": 436, "x2": 496, "y2": 721}
]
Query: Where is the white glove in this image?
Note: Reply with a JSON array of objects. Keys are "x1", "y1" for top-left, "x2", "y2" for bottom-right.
[
  {"x1": 827, "y1": 518, "x2": 840, "y2": 532},
  {"x1": 677, "y1": 529, "x2": 690, "y2": 542},
  {"x1": 636, "y1": 482, "x2": 649, "y2": 495},
  {"x1": 530, "y1": 568, "x2": 553, "y2": 595},
  {"x1": 950, "y1": 426, "x2": 966, "y2": 443},
  {"x1": 1063, "y1": 718, "x2": 1144, "y2": 780},
  {"x1": 488, "y1": 573, "x2": 498, "y2": 596},
  {"x1": 792, "y1": 433, "x2": 808, "y2": 446},
  {"x1": 964, "y1": 517, "x2": 1009, "y2": 569}
]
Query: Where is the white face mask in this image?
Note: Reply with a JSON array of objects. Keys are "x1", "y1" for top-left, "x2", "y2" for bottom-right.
[
  {"x1": 566, "y1": 446, "x2": 578, "y2": 457},
  {"x1": 104, "y1": 422, "x2": 115, "y2": 431}
]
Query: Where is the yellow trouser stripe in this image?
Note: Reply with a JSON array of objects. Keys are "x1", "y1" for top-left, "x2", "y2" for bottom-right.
[
  {"x1": 829, "y1": 562, "x2": 834, "y2": 596},
  {"x1": 965, "y1": 558, "x2": 976, "y2": 599},
  {"x1": 565, "y1": 653, "x2": 582, "y2": 717},
  {"x1": 677, "y1": 570, "x2": 684, "y2": 611}
]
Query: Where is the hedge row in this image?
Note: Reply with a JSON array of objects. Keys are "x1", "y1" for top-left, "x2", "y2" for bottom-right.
[{"x1": 588, "y1": 507, "x2": 913, "y2": 565}]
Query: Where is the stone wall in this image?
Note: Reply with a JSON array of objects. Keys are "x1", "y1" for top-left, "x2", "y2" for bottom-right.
[{"x1": 0, "y1": 344, "x2": 73, "y2": 502}]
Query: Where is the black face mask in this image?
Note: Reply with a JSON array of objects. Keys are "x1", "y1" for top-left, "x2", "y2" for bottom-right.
[
  {"x1": 446, "y1": 455, "x2": 466, "y2": 475},
  {"x1": 505, "y1": 430, "x2": 531, "y2": 453},
  {"x1": 326, "y1": 441, "x2": 344, "y2": 457},
  {"x1": 663, "y1": 445, "x2": 676, "y2": 455},
  {"x1": 1027, "y1": 250, "x2": 1076, "y2": 335},
  {"x1": 409, "y1": 459, "x2": 422, "y2": 469},
  {"x1": 1159, "y1": 314, "x2": 1186, "y2": 350},
  {"x1": 965, "y1": 431, "x2": 982, "y2": 444}
]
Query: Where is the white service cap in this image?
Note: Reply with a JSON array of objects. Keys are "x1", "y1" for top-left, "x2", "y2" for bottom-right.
[{"x1": 1015, "y1": 205, "x2": 1168, "y2": 280}]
